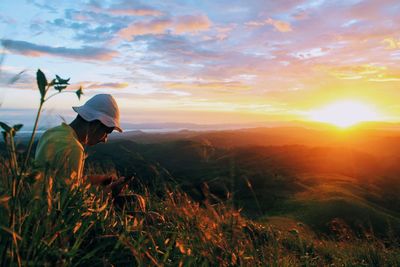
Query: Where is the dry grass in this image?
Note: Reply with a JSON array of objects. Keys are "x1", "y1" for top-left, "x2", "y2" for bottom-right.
[{"x1": 0, "y1": 162, "x2": 399, "y2": 266}]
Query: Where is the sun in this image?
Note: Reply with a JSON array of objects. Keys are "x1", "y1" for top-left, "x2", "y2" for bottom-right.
[{"x1": 308, "y1": 100, "x2": 381, "y2": 128}]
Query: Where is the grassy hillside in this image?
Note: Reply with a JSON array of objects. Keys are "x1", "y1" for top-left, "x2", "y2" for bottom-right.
[
  {"x1": 2, "y1": 128, "x2": 400, "y2": 265},
  {"x1": 1, "y1": 161, "x2": 399, "y2": 266}
]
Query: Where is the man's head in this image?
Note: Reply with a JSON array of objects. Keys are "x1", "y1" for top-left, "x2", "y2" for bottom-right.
[
  {"x1": 72, "y1": 94, "x2": 122, "y2": 146},
  {"x1": 85, "y1": 118, "x2": 115, "y2": 145}
]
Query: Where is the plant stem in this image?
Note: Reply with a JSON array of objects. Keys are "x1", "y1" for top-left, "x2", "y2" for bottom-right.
[
  {"x1": 3, "y1": 134, "x2": 13, "y2": 189},
  {"x1": 9, "y1": 131, "x2": 18, "y2": 176},
  {"x1": 21, "y1": 97, "x2": 45, "y2": 176},
  {"x1": 44, "y1": 90, "x2": 69, "y2": 102}
]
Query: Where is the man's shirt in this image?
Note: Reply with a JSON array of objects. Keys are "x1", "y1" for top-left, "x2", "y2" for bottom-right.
[{"x1": 34, "y1": 123, "x2": 85, "y2": 181}]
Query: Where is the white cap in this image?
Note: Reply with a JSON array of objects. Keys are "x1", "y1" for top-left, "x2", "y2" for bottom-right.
[{"x1": 72, "y1": 94, "x2": 122, "y2": 132}]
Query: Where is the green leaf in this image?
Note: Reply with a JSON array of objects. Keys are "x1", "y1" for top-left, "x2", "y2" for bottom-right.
[
  {"x1": 13, "y1": 124, "x2": 23, "y2": 132},
  {"x1": 37, "y1": 69, "x2": 48, "y2": 99},
  {"x1": 54, "y1": 85, "x2": 67, "y2": 92},
  {"x1": 55, "y1": 75, "x2": 70, "y2": 85},
  {"x1": 0, "y1": 122, "x2": 11, "y2": 132},
  {"x1": 75, "y1": 86, "x2": 83, "y2": 100}
]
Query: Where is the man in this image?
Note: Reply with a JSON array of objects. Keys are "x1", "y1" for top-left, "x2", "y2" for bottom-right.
[{"x1": 34, "y1": 94, "x2": 125, "y2": 193}]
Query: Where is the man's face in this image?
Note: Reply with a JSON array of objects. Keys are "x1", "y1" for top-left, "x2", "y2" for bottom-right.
[{"x1": 87, "y1": 121, "x2": 114, "y2": 146}]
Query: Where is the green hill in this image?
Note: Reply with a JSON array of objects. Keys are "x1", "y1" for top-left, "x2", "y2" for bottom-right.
[{"x1": 265, "y1": 174, "x2": 400, "y2": 236}]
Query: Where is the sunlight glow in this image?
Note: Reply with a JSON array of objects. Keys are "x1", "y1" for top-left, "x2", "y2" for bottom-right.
[{"x1": 308, "y1": 100, "x2": 382, "y2": 128}]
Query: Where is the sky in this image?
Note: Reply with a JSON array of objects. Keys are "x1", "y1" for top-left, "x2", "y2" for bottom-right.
[{"x1": 1, "y1": 0, "x2": 400, "y2": 128}]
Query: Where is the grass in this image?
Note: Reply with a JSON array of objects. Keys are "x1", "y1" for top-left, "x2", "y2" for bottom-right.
[
  {"x1": 1, "y1": 158, "x2": 400, "y2": 266},
  {"x1": 266, "y1": 174, "x2": 400, "y2": 237}
]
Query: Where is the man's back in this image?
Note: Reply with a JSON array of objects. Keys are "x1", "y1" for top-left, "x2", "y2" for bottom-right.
[{"x1": 35, "y1": 123, "x2": 85, "y2": 181}]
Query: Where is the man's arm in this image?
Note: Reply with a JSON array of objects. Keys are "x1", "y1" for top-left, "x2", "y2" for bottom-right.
[
  {"x1": 87, "y1": 175, "x2": 113, "y2": 185},
  {"x1": 87, "y1": 175, "x2": 129, "y2": 197}
]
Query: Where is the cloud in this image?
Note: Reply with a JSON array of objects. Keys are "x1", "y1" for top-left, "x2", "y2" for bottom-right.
[
  {"x1": 86, "y1": 82, "x2": 129, "y2": 89},
  {"x1": 108, "y1": 8, "x2": 163, "y2": 17},
  {"x1": 119, "y1": 18, "x2": 172, "y2": 39},
  {"x1": 165, "y1": 80, "x2": 252, "y2": 92},
  {"x1": 137, "y1": 34, "x2": 217, "y2": 66},
  {"x1": 74, "y1": 24, "x2": 125, "y2": 42},
  {"x1": 47, "y1": 11, "x2": 128, "y2": 43},
  {"x1": 50, "y1": 7, "x2": 210, "y2": 43},
  {"x1": 64, "y1": 9, "x2": 119, "y2": 24},
  {"x1": 292, "y1": 47, "x2": 329, "y2": 59},
  {"x1": 265, "y1": 18, "x2": 292, "y2": 32},
  {"x1": 369, "y1": 76, "x2": 400, "y2": 82},
  {"x1": 382, "y1": 38, "x2": 400, "y2": 49},
  {"x1": 245, "y1": 18, "x2": 292, "y2": 32},
  {"x1": 0, "y1": 14, "x2": 16, "y2": 24},
  {"x1": 88, "y1": 0, "x2": 163, "y2": 17},
  {"x1": 173, "y1": 15, "x2": 212, "y2": 34},
  {"x1": 326, "y1": 64, "x2": 400, "y2": 81},
  {"x1": 292, "y1": 9, "x2": 309, "y2": 20},
  {"x1": 214, "y1": 25, "x2": 235, "y2": 41},
  {"x1": 1, "y1": 39, "x2": 118, "y2": 60},
  {"x1": 118, "y1": 14, "x2": 212, "y2": 40},
  {"x1": 245, "y1": 21, "x2": 265, "y2": 27},
  {"x1": 28, "y1": 0, "x2": 56, "y2": 12}
]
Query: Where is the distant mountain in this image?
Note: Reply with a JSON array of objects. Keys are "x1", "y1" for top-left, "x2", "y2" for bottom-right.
[{"x1": 110, "y1": 125, "x2": 400, "y2": 160}]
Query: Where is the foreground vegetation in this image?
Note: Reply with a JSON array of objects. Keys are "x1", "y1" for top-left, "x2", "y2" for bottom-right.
[{"x1": 0, "y1": 160, "x2": 399, "y2": 266}]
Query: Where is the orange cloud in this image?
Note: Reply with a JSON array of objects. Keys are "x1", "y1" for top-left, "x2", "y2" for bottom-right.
[
  {"x1": 119, "y1": 19, "x2": 172, "y2": 39},
  {"x1": 87, "y1": 82, "x2": 129, "y2": 89},
  {"x1": 174, "y1": 15, "x2": 211, "y2": 34},
  {"x1": 265, "y1": 18, "x2": 292, "y2": 32}
]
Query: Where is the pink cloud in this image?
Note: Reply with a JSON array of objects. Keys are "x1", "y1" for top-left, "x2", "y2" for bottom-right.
[
  {"x1": 165, "y1": 80, "x2": 251, "y2": 91},
  {"x1": 109, "y1": 8, "x2": 163, "y2": 17},
  {"x1": 245, "y1": 18, "x2": 292, "y2": 32},
  {"x1": 245, "y1": 21, "x2": 265, "y2": 27},
  {"x1": 292, "y1": 10, "x2": 309, "y2": 20},
  {"x1": 214, "y1": 25, "x2": 235, "y2": 41},
  {"x1": 118, "y1": 15, "x2": 212, "y2": 40}
]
